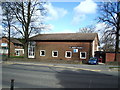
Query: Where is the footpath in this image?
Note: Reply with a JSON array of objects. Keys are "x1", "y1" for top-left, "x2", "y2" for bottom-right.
[{"x1": 2, "y1": 61, "x2": 120, "y2": 72}]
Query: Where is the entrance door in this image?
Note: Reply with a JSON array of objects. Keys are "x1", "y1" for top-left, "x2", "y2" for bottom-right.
[{"x1": 28, "y1": 46, "x2": 35, "y2": 58}]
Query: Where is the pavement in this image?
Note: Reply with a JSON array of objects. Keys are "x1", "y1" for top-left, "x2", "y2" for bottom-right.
[{"x1": 2, "y1": 61, "x2": 120, "y2": 72}]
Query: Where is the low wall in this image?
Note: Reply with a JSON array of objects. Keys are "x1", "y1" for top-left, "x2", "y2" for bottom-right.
[{"x1": 106, "y1": 53, "x2": 120, "y2": 62}]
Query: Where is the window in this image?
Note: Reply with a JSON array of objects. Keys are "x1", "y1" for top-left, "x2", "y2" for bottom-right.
[
  {"x1": 1, "y1": 43, "x2": 7, "y2": 47},
  {"x1": 28, "y1": 46, "x2": 35, "y2": 58},
  {"x1": 15, "y1": 50, "x2": 20, "y2": 56},
  {"x1": 80, "y1": 52, "x2": 86, "y2": 59},
  {"x1": 52, "y1": 51, "x2": 58, "y2": 57},
  {"x1": 40, "y1": 50, "x2": 45, "y2": 56},
  {"x1": 15, "y1": 49, "x2": 24, "y2": 56},
  {"x1": 65, "y1": 51, "x2": 72, "y2": 58},
  {"x1": 28, "y1": 41, "x2": 36, "y2": 58}
]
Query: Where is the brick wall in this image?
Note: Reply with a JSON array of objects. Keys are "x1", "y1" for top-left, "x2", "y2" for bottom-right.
[
  {"x1": 0, "y1": 38, "x2": 15, "y2": 56},
  {"x1": 106, "y1": 53, "x2": 120, "y2": 62},
  {"x1": 35, "y1": 41, "x2": 93, "y2": 61},
  {"x1": 1, "y1": 38, "x2": 24, "y2": 56}
]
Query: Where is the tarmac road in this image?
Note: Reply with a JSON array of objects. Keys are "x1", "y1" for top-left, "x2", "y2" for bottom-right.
[{"x1": 2, "y1": 63, "x2": 119, "y2": 88}]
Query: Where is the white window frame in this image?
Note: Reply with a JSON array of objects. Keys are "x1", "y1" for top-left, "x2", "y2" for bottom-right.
[
  {"x1": 65, "y1": 51, "x2": 72, "y2": 58},
  {"x1": 15, "y1": 50, "x2": 20, "y2": 56},
  {"x1": 80, "y1": 52, "x2": 86, "y2": 59},
  {"x1": 4, "y1": 49, "x2": 8, "y2": 54},
  {"x1": 15, "y1": 49, "x2": 24, "y2": 53},
  {"x1": 40, "y1": 50, "x2": 45, "y2": 56},
  {"x1": 52, "y1": 51, "x2": 58, "y2": 57},
  {"x1": 28, "y1": 42, "x2": 36, "y2": 58}
]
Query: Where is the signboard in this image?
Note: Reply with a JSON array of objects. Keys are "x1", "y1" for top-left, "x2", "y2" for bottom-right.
[
  {"x1": 73, "y1": 49, "x2": 78, "y2": 53},
  {"x1": 1, "y1": 43, "x2": 7, "y2": 47},
  {"x1": 69, "y1": 46, "x2": 83, "y2": 49}
]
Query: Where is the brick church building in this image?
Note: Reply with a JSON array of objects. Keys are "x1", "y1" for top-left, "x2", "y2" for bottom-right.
[{"x1": 28, "y1": 33, "x2": 99, "y2": 62}]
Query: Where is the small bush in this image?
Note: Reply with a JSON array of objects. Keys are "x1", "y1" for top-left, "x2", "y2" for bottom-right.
[{"x1": 82, "y1": 60, "x2": 88, "y2": 64}]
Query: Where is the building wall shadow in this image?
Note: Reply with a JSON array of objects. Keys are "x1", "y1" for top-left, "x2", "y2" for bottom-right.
[{"x1": 55, "y1": 69, "x2": 119, "y2": 88}]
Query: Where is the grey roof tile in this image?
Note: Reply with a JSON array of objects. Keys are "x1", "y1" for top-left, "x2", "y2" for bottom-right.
[{"x1": 29, "y1": 33, "x2": 98, "y2": 41}]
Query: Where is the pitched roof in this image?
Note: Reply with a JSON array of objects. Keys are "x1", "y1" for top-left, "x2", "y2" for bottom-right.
[
  {"x1": 10, "y1": 38, "x2": 23, "y2": 45},
  {"x1": 29, "y1": 33, "x2": 98, "y2": 41},
  {"x1": 1, "y1": 37, "x2": 23, "y2": 45}
]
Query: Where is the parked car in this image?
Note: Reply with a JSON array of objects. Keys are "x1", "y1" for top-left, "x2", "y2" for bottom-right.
[{"x1": 88, "y1": 57, "x2": 98, "y2": 65}]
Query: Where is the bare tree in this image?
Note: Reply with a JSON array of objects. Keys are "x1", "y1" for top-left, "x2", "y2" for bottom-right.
[
  {"x1": 77, "y1": 25, "x2": 95, "y2": 33},
  {"x1": 100, "y1": 34, "x2": 115, "y2": 52},
  {"x1": 98, "y1": 25, "x2": 116, "y2": 52},
  {"x1": 1, "y1": 2, "x2": 14, "y2": 58},
  {"x1": 2, "y1": 0, "x2": 48, "y2": 58},
  {"x1": 98, "y1": 1, "x2": 120, "y2": 61}
]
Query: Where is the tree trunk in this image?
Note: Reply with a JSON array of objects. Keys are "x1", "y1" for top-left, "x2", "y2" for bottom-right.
[
  {"x1": 23, "y1": 1, "x2": 31, "y2": 59},
  {"x1": 24, "y1": 41, "x2": 28, "y2": 58},
  {"x1": 8, "y1": 18, "x2": 11, "y2": 58},
  {"x1": 114, "y1": 30, "x2": 119, "y2": 61},
  {"x1": 114, "y1": 4, "x2": 120, "y2": 61}
]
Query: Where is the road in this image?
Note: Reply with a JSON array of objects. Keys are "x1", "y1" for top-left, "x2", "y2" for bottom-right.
[{"x1": 2, "y1": 63, "x2": 119, "y2": 88}]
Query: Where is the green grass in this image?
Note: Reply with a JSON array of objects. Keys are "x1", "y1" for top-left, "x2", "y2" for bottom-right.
[
  {"x1": 0, "y1": 55, "x2": 8, "y2": 57},
  {"x1": 105, "y1": 61, "x2": 120, "y2": 66},
  {"x1": 0, "y1": 55, "x2": 24, "y2": 58},
  {"x1": 10, "y1": 56, "x2": 24, "y2": 58},
  {"x1": 109, "y1": 67, "x2": 120, "y2": 69},
  {"x1": 7, "y1": 58, "x2": 84, "y2": 64}
]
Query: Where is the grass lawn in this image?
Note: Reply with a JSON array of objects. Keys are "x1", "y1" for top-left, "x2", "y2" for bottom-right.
[
  {"x1": 6, "y1": 58, "x2": 84, "y2": 64},
  {"x1": 10, "y1": 56, "x2": 24, "y2": 58},
  {"x1": 105, "y1": 61, "x2": 120, "y2": 66}
]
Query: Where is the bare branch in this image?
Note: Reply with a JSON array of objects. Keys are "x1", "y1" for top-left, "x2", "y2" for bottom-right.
[{"x1": 11, "y1": 25, "x2": 24, "y2": 37}]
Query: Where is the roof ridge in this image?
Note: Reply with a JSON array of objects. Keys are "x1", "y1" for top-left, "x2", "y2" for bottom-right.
[
  {"x1": 41, "y1": 32, "x2": 97, "y2": 34},
  {"x1": 31, "y1": 33, "x2": 97, "y2": 36},
  {"x1": 29, "y1": 33, "x2": 98, "y2": 41}
]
